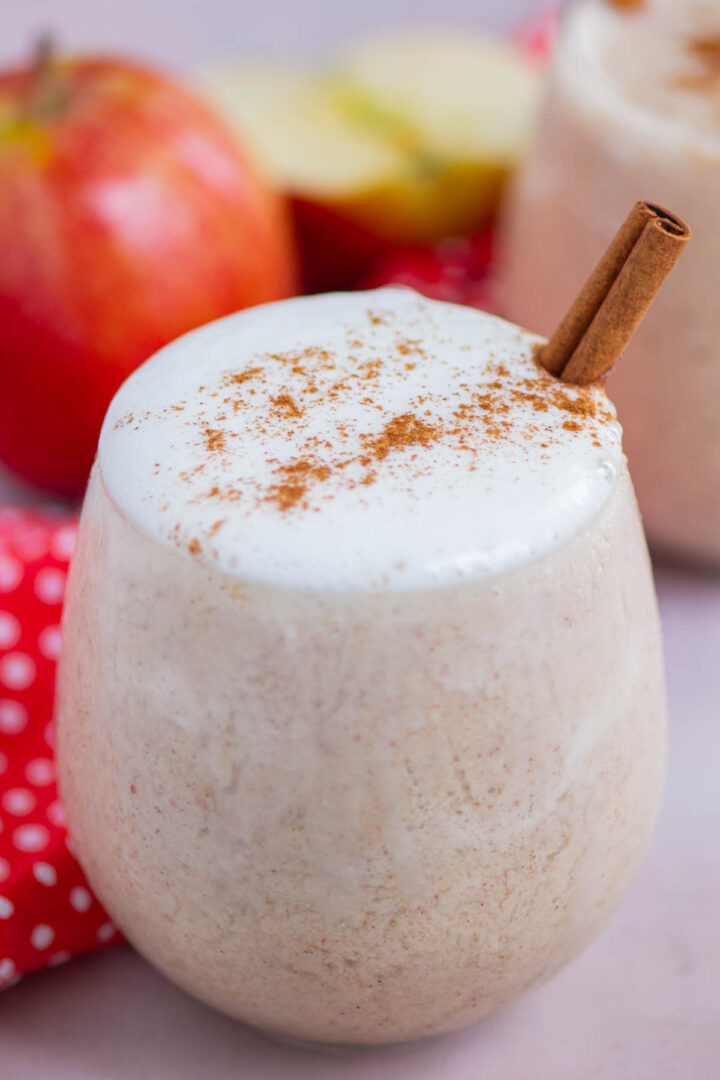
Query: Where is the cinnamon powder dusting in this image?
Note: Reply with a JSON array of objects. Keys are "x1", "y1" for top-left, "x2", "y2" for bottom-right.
[
  {"x1": 125, "y1": 307, "x2": 616, "y2": 558},
  {"x1": 202, "y1": 426, "x2": 227, "y2": 454},
  {"x1": 270, "y1": 392, "x2": 304, "y2": 419},
  {"x1": 229, "y1": 367, "x2": 262, "y2": 385},
  {"x1": 361, "y1": 414, "x2": 440, "y2": 463},
  {"x1": 265, "y1": 460, "x2": 332, "y2": 512}
]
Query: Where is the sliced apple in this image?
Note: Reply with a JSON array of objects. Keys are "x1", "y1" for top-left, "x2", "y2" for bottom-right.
[
  {"x1": 199, "y1": 64, "x2": 407, "y2": 195},
  {"x1": 337, "y1": 28, "x2": 541, "y2": 165},
  {"x1": 197, "y1": 32, "x2": 541, "y2": 290}
]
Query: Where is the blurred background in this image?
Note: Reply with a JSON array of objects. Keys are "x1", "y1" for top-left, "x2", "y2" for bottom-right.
[
  {"x1": 3, "y1": 0, "x2": 542, "y2": 67},
  {"x1": 0, "y1": 0, "x2": 547, "y2": 505}
]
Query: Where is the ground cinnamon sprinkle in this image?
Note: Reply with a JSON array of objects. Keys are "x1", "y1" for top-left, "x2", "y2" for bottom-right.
[
  {"x1": 193, "y1": 344, "x2": 609, "y2": 520},
  {"x1": 202, "y1": 426, "x2": 226, "y2": 454},
  {"x1": 265, "y1": 459, "x2": 332, "y2": 511},
  {"x1": 229, "y1": 367, "x2": 262, "y2": 385},
  {"x1": 395, "y1": 339, "x2": 425, "y2": 358},
  {"x1": 207, "y1": 485, "x2": 242, "y2": 503},
  {"x1": 140, "y1": 317, "x2": 615, "y2": 555},
  {"x1": 270, "y1": 392, "x2": 304, "y2": 419},
  {"x1": 361, "y1": 413, "x2": 441, "y2": 463}
]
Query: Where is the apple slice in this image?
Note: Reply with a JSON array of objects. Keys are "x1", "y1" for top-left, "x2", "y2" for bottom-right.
[
  {"x1": 200, "y1": 64, "x2": 407, "y2": 197},
  {"x1": 337, "y1": 28, "x2": 541, "y2": 169},
  {"x1": 198, "y1": 32, "x2": 541, "y2": 290}
]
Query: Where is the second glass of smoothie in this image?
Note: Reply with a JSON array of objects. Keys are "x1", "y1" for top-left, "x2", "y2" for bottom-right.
[{"x1": 503, "y1": 0, "x2": 720, "y2": 566}]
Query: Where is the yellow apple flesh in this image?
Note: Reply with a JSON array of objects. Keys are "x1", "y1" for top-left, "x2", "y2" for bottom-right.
[{"x1": 198, "y1": 31, "x2": 541, "y2": 289}]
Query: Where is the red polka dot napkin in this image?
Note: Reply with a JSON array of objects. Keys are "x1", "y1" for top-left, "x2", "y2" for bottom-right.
[{"x1": 0, "y1": 507, "x2": 122, "y2": 990}]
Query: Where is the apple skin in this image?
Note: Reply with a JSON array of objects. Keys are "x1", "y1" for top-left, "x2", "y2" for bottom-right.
[
  {"x1": 292, "y1": 166, "x2": 505, "y2": 294},
  {"x1": 0, "y1": 56, "x2": 296, "y2": 496},
  {"x1": 289, "y1": 196, "x2": 382, "y2": 294},
  {"x1": 360, "y1": 232, "x2": 498, "y2": 312}
]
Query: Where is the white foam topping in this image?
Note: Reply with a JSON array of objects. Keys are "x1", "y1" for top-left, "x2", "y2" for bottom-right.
[{"x1": 99, "y1": 288, "x2": 623, "y2": 590}]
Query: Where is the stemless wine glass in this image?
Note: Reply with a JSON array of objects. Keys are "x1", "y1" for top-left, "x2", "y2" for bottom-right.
[
  {"x1": 502, "y1": 0, "x2": 720, "y2": 566},
  {"x1": 56, "y1": 288, "x2": 666, "y2": 1045}
]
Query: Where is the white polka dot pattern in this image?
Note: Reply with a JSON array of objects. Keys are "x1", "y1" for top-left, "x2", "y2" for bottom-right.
[
  {"x1": 0, "y1": 556, "x2": 22, "y2": 593},
  {"x1": 26, "y1": 758, "x2": 55, "y2": 786},
  {"x1": 69, "y1": 886, "x2": 92, "y2": 913},
  {"x1": 38, "y1": 625, "x2": 61, "y2": 660},
  {"x1": 0, "y1": 612, "x2": 20, "y2": 649},
  {"x1": 0, "y1": 958, "x2": 16, "y2": 985},
  {"x1": 50, "y1": 525, "x2": 77, "y2": 561},
  {"x1": 0, "y1": 699, "x2": 28, "y2": 734},
  {"x1": 2, "y1": 788, "x2": 36, "y2": 816},
  {"x1": 34, "y1": 567, "x2": 67, "y2": 605},
  {"x1": 13, "y1": 824, "x2": 50, "y2": 853},
  {"x1": 0, "y1": 512, "x2": 120, "y2": 991},
  {"x1": 97, "y1": 922, "x2": 116, "y2": 944},
  {"x1": 32, "y1": 862, "x2": 57, "y2": 887},
  {"x1": 47, "y1": 801, "x2": 66, "y2": 828},
  {"x1": 30, "y1": 924, "x2": 55, "y2": 950},
  {"x1": 0, "y1": 652, "x2": 36, "y2": 691}
]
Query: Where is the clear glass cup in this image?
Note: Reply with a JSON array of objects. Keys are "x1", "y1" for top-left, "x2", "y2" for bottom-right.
[
  {"x1": 56, "y1": 291, "x2": 666, "y2": 1045},
  {"x1": 502, "y1": 0, "x2": 720, "y2": 566}
]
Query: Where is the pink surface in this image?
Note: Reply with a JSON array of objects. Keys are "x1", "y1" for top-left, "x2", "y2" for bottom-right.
[{"x1": 1, "y1": 561, "x2": 718, "y2": 1078}]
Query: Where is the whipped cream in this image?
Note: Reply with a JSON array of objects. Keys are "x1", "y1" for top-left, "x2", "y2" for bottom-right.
[{"x1": 99, "y1": 287, "x2": 622, "y2": 590}]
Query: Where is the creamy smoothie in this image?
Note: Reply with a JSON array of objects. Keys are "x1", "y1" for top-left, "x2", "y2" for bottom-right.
[
  {"x1": 57, "y1": 288, "x2": 666, "y2": 1044},
  {"x1": 503, "y1": 0, "x2": 720, "y2": 565}
]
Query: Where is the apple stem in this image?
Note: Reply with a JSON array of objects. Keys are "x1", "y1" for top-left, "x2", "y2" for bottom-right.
[{"x1": 23, "y1": 33, "x2": 68, "y2": 120}]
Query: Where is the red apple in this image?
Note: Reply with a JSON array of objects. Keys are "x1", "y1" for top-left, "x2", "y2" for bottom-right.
[{"x1": 0, "y1": 46, "x2": 296, "y2": 496}]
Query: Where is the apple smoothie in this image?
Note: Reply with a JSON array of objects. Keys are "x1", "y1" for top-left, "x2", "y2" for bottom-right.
[
  {"x1": 57, "y1": 288, "x2": 666, "y2": 1044},
  {"x1": 503, "y1": 0, "x2": 720, "y2": 565}
]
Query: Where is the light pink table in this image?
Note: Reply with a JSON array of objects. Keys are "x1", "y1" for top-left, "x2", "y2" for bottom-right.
[{"x1": 1, "y1": 462, "x2": 719, "y2": 1077}]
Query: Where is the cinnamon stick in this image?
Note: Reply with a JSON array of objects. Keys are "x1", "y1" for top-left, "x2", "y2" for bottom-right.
[{"x1": 540, "y1": 201, "x2": 690, "y2": 386}]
